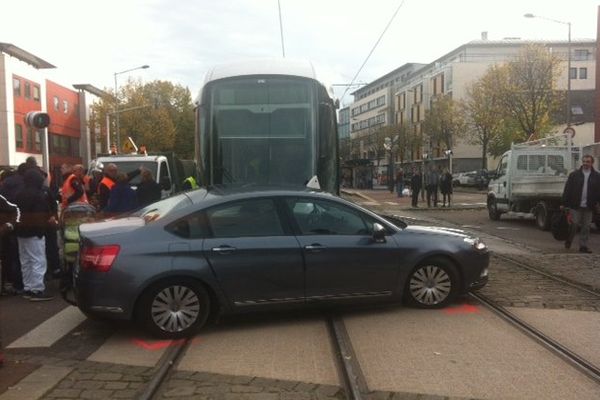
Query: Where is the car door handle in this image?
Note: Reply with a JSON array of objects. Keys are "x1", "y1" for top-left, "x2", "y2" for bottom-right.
[
  {"x1": 304, "y1": 244, "x2": 324, "y2": 251},
  {"x1": 212, "y1": 246, "x2": 237, "y2": 253}
]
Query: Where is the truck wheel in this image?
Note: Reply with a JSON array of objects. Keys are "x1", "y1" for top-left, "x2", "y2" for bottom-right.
[
  {"x1": 488, "y1": 198, "x2": 501, "y2": 221},
  {"x1": 535, "y1": 202, "x2": 552, "y2": 231}
]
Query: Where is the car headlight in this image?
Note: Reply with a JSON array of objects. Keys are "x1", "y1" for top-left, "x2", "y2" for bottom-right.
[{"x1": 464, "y1": 237, "x2": 487, "y2": 251}]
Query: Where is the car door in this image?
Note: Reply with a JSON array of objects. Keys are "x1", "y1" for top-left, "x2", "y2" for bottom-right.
[
  {"x1": 285, "y1": 197, "x2": 399, "y2": 302},
  {"x1": 202, "y1": 197, "x2": 305, "y2": 308}
]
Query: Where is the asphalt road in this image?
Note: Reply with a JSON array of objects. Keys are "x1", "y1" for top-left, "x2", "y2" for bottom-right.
[{"x1": 432, "y1": 207, "x2": 600, "y2": 254}]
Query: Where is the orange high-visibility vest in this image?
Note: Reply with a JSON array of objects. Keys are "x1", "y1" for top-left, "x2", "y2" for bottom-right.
[
  {"x1": 98, "y1": 176, "x2": 115, "y2": 193},
  {"x1": 61, "y1": 174, "x2": 88, "y2": 207}
]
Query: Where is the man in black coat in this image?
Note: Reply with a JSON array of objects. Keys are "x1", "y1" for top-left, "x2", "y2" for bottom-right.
[
  {"x1": 561, "y1": 154, "x2": 600, "y2": 253},
  {"x1": 410, "y1": 167, "x2": 422, "y2": 208}
]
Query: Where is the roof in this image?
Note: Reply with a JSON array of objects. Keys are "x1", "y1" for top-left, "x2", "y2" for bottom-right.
[
  {"x1": 73, "y1": 84, "x2": 110, "y2": 98},
  {"x1": 203, "y1": 58, "x2": 318, "y2": 83},
  {"x1": 351, "y1": 63, "x2": 425, "y2": 96},
  {"x1": 0, "y1": 42, "x2": 55, "y2": 69}
]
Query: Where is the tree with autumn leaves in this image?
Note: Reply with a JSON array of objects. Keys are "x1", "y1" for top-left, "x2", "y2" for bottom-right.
[
  {"x1": 422, "y1": 44, "x2": 563, "y2": 168},
  {"x1": 90, "y1": 79, "x2": 195, "y2": 158}
]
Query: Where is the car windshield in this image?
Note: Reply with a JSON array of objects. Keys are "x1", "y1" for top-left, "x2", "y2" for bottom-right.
[{"x1": 129, "y1": 192, "x2": 192, "y2": 223}]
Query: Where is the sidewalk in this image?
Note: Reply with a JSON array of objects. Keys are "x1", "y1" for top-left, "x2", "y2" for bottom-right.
[{"x1": 341, "y1": 187, "x2": 487, "y2": 211}]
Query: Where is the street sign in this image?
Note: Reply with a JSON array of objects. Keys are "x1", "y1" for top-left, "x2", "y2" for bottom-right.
[{"x1": 122, "y1": 137, "x2": 138, "y2": 153}]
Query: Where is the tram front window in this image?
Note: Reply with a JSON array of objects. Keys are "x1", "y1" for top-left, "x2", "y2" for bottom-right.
[{"x1": 210, "y1": 78, "x2": 316, "y2": 185}]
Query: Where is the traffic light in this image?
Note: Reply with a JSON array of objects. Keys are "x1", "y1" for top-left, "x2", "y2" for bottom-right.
[{"x1": 25, "y1": 111, "x2": 50, "y2": 129}]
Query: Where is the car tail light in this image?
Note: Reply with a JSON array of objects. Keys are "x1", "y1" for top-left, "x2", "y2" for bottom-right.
[{"x1": 80, "y1": 245, "x2": 120, "y2": 272}]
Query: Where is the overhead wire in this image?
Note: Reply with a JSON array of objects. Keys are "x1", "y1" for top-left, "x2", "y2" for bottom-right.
[{"x1": 340, "y1": 0, "x2": 407, "y2": 104}]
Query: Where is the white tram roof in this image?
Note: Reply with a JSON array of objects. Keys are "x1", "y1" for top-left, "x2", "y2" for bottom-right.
[{"x1": 195, "y1": 58, "x2": 330, "y2": 105}]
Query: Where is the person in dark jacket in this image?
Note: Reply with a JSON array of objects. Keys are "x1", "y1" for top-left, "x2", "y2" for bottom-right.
[
  {"x1": 0, "y1": 165, "x2": 26, "y2": 294},
  {"x1": 561, "y1": 154, "x2": 600, "y2": 253},
  {"x1": 440, "y1": 168, "x2": 453, "y2": 207},
  {"x1": 105, "y1": 172, "x2": 138, "y2": 214},
  {"x1": 15, "y1": 169, "x2": 54, "y2": 301},
  {"x1": 137, "y1": 169, "x2": 162, "y2": 208},
  {"x1": 0, "y1": 192, "x2": 19, "y2": 366},
  {"x1": 410, "y1": 167, "x2": 422, "y2": 208}
]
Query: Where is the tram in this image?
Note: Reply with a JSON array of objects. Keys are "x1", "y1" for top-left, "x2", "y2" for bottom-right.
[{"x1": 194, "y1": 59, "x2": 339, "y2": 193}]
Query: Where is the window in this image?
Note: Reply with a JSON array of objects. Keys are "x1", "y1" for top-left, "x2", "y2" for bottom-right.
[
  {"x1": 207, "y1": 198, "x2": 284, "y2": 237},
  {"x1": 13, "y1": 78, "x2": 21, "y2": 97},
  {"x1": 33, "y1": 85, "x2": 40, "y2": 101},
  {"x1": 15, "y1": 124, "x2": 23, "y2": 149},
  {"x1": 53, "y1": 96, "x2": 60, "y2": 111},
  {"x1": 579, "y1": 67, "x2": 587, "y2": 79},
  {"x1": 24, "y1": 82, "x2": 31, "y2": 99},
  {"x1": 34, "y1": 130, "x2": 42, "y2": 152},
  {"x1": 167, "y1": 211, "x2": 209, "y2": 239},
  {"x1": 286, "y1": 198, "x2": 370, "y2": 235},
  {"x1": 569, "y1": 67, "x2": 577, "y2": 80},
  {"x1": 63, "y1": 100, "x2": 69, "y2": 114},
  {"x1": 573, "y1": 49, "x2": 590, "y2": 61},
  {"x1": 27, "y1": 127, "x2": 34, "y2": 151}
]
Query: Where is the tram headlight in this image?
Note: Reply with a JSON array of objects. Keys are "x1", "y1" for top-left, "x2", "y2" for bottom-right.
[{"x1": 464, "y1": 237, "x2": 487, "y2": 251}]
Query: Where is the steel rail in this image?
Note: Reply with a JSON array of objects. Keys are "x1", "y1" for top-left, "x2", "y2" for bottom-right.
[
  {"x1": 471, "y1": 292, "x2": 600, "y2": 385},
  {"x1": 327, "y1": 315, "x2": 369, "y2": 400},
  {"x1": 137, "y1": 338, "x2": 190, "y2": 400},
  {"x1": 492, "y1": 252, "x2": 600, "y2": 298}
]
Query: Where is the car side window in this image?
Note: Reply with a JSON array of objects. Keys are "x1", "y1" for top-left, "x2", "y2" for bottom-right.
[
  {"x1": 166, "y1": 211, "x2": 209, "y2": 239},
  {"x1": 207, "y1": 198, "x2": 284, "y2": 237},
  {"x1": 286, "y1": 198, "x2": 370, "y2": 235}
]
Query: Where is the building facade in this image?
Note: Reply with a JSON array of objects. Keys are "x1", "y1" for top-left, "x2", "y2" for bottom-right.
[
  {"x1": 0, "y1": 43, "x2": 104, "y2": 183},
  {"x1": 345, "y1": 38, "x2": 596, "y2": 181}
]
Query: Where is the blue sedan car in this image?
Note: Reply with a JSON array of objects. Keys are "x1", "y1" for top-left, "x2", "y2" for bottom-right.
[{"x1": 74, "y1": 187, "x2": 489, "y2": 338}]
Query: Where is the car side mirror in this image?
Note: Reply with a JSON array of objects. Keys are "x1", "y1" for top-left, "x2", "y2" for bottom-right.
[
  {"x1": 160, "y1": 177, "x2": 172, "y2": 191},
  {"x1": 373, "y1": 222, "x2": 386, "y2": 243}
]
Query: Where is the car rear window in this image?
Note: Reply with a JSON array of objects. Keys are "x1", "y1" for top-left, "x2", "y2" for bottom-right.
[{"x1": 130, "y1": 193, "x2": 192, "y2": 223}]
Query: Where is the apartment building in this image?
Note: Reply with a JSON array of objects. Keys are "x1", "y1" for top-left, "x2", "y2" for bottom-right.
[
  {"x1": 394, "y1": 38, "x2": 596, "y2": 173},
  {"x1": 344, "y1": 38, "x2": 596, "y2": 179}
]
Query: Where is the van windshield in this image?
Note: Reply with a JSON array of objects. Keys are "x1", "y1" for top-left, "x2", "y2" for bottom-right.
[{"x1": 99, "y1": 161, "x2": 157, "y2": 186}]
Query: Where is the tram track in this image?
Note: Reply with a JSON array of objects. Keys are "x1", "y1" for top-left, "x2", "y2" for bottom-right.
[{"x1": 136, "y1": 314, "x2": 369, "y2": 400}]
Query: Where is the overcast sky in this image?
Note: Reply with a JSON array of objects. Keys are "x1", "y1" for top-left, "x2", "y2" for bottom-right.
[{"x1": 3, "y1": 0, "x2": 599, "y2": 106}]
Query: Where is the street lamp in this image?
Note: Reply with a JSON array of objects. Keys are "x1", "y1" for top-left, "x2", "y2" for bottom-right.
[
  {"x1": 524, "y1": 13, "x2": 572, "y2": 126},
  {"x1": 114, "y1": 64, "x2": 149, "y2": 152}
]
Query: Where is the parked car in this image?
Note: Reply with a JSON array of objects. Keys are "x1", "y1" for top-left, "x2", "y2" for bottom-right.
[
  {"x1": 454, "y1": 170, "x2": 490, "y2": 189},
  {"x1": 72, "y1": 187, "x2": 489, "y2": 338}
]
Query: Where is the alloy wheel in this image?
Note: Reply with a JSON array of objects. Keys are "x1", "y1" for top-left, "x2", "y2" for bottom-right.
[
  {"x1": 409, "y1": 265, "x2": 452, "y2": 306},
  {"x1": 151, "y1": 285, "x2": 201, "y2": 333}
]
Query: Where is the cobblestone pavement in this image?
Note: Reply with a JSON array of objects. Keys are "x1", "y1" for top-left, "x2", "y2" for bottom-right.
[
  {"x1": 5, "y1": 352, "x2": 481, "y2": 400},
  {"x1": 479, "y1": 256, "x2": 600, "y2": 311}
]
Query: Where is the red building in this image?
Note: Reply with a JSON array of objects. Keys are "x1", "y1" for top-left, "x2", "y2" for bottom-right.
[{"x1": 0, "y1": 43, "x2": 105, "y2": 183}]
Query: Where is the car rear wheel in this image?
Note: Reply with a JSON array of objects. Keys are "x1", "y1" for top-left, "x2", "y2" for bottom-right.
[
  {"x1": 405, "y1": 258, "x2": 459, "y2": 308},
  {"x1": 137, "y1": 279, "x2": 210, "y2": 339}
]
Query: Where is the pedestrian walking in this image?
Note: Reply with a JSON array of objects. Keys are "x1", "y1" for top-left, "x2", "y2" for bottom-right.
[
  {"x1": 561, "y1": 154, "x2": 600, "y2": 253},
  {"x1": 15, "y1": 169, "x2": 54, "y2": 301},
  {"x1": 440, "y1": 168, "x2": 453, "y2": 207},
  {"x1": 410, "y1": 167, "x2": 422, "y2": 207}
]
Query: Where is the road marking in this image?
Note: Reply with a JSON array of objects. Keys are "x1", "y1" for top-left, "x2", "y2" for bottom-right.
[
  {"x1": 7, "y1": 306, "x2": 86, "y2": 348},
  {"x1": 87, "y1": 332, "x2": 167, "y2": 367},
  {"x1": 0, "y1": 365, "x2": 72, "y2": 400},
  {"x1": 461, "y1": 225, "x2": 482, "y2": 229},
  {"x1": 384, "y1": 201, "x2": 399, "y2": 205},
  {"x1": 496, "y1": 226, "x2": 521, "y2": 231}
]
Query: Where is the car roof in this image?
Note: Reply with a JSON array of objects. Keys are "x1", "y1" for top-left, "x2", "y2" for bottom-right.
[{"x1": 186, "y1": 185, "x2": 337, "y2": 205}]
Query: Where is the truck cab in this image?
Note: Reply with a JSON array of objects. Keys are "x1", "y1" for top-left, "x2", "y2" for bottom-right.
[{"x1": 92, "y1": 154, "x2": 175, "y2": 198}]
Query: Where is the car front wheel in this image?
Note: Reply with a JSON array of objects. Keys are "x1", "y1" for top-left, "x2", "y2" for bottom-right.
[
  {"x1": 405, "y1": 258, "x2": 459, "y2": 308},
  {"x1": 137, "y1": 279, "x2": 210, "y2": 339}
]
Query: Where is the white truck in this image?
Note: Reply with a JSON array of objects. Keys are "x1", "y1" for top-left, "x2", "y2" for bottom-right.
[
  {"x1": 91, "y1": 153, "x2": 196, "y2": 198},
  {"x1": 487, "y1": 133, "x2": 600, "y2": 230}
]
